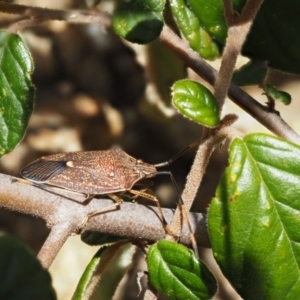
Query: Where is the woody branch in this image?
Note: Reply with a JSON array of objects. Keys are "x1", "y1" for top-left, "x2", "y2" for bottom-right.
[{"x1": 0, "y1": 173, "x2": 209, "y2": 268}]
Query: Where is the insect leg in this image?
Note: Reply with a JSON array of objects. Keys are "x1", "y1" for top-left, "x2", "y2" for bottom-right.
[
  {"x1": 15, "y1": 178, "x2": 97, "y2": 205},
  {"x1": 13, "y1": 178, "x2": 51, "y2": 190},
  {"x1": 82, "y1": 194, "x2": 96, "y2": 204},
  {"x1": 129, "y1": 189, "x2": 177, "y2": 238},
  {"x1": 130, "y1": 180, "x2": 153, "y2": 201},
  {"x1": 79, "y1": 193, "x2": 123, "y2": 230},
  {"x1": 15, "y1": 177, "x2": 87, "y2": 196},
  {"x1": 155, "y1": 171, "x2": 199, "y2": 259}
]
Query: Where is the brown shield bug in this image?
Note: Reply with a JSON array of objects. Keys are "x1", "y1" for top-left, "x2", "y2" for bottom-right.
[{"x1": 20, "y1": 142, "x2": 201, "y2": 256}]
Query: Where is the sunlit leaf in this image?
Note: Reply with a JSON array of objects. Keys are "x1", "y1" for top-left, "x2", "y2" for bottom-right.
[
  {"x1": 172, "y1": 80, "x2": 220, "y2": 127},
  {"x1": 169, "y1": 0, "x2": 220, "y2": 60},
  {"x1": 148, "y1": 240, "x2": 217, "y2": 300},
  {"x1": 0, "y1": 30, "x2": 34, "y2": 158},
  {"x1": 208, "y1": 134, "x2": 300, "y2": 299}
]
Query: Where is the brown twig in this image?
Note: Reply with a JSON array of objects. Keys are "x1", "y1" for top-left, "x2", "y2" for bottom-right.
[
  {"x1": 37, "y1": 223, "x2": 74, "y2": 269},
  {"x1": 214, "y1": 22, "x2": 253, "y2": 110},
  {"x1": 166, "y1": 124, "x2": 243, "y2": 239},
  {"x1": 214, "y1": 0, "x2": 264, "y2": 110},
  {"x1": 183, "y1": 125, "x2": 242, "y2": 212},
  {"x1": 0, "y1": 2, "x2": 111, "y2": 29},
  {"x1": 240, "y1": 0, "x2": 265, "y2": 23},
  {"x1": 7, "y1": 17, "x2": 44, "y2": 33},
  {"x1": 163, "y1": 0, "x2": 265, "y2": 241},
  {"x1": 223, "y1": 0, "x2": 235, "y2": 26},
  {"x1": 0, "y1": 173, "x2": 210, "y2": 267},
  {"x1": 159, "y1": 24, "x2": 300, "y2": 145}
]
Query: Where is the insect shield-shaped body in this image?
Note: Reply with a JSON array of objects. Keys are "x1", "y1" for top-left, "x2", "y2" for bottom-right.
[
  {"x1": 21, "y1": 145, "x2": 199, "y2": 257},
  {"x1": 20, "y1": 148, "x2": 157, "y2": 195}
]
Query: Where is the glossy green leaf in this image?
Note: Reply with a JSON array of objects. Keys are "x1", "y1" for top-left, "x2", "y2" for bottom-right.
[
  {"x1": 186, "y1": 0, "x2": 246, "y2": 44},
  {"x1": 265, "y1": 84, "x2": 291, "y2": 105},
  {"x1": 172, "y1": 80, "x2": 220, "y2": 127},
  {"x1": 0, "y1": 31, "x2": 34, "y2": 158},
  {"x1": 232, "y1": 60, "x2": 267, "y2": 86},
  {"x1": 112, "y1": 0, "x2": 165, "y2": 44},
  {"x1": 208, "y1": 133, "x2": 300, "y2": 299},
  {"x1": 169, "y1": 0, "x2": 220, "y2": 60},
  {"x1": 0, "y1": 234, "x2": 55, "y2": 300},
  {"x1": 186, "y1": 0, "x2": 226, "y2": 44},
  {"x1": 72, "y1": 242, "x2": 135, "y2": 300},
  {"x1": 148, "y1": 240, "x2": 217, "y2": 300}
]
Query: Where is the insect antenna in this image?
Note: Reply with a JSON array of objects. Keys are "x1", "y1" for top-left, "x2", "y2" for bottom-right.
[{"x1": 153, "y1": 139, "x2": 202, "y2": 168}]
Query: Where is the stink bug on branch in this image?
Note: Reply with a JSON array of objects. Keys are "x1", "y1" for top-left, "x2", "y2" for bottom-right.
[{"x1": 21, "y1": 141, "x2": 202, "y2": 257}]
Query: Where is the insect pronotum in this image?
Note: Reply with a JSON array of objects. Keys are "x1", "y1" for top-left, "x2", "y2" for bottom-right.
[{"x1": 20, "y1": 141, "x2": 201, "y2": 256}]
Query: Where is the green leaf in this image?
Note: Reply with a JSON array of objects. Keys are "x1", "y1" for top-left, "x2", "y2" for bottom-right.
[
  {"x1": 243, "y1": 0, "x2": 300, "y2": 74},
  {"x1": 265, "y1": 84, "x2": 292, "y2": 105},
  {"x1": 185, "y1": 1, "x2": 300, "y2": 74},
  {"x1": 0, "y1": 234, "x2": 55, "y2": 300},
  {"x1": 112, "y1": 0, "x2": 165, "y2": 44},
  {"x1": 208, "y1": 133, "x2": 300, "y2": 299},
  {"x1": 0, "y1": 30, "x2": 34, "y2": 158},
  {"x1": 186, "y1": 0, "x2": 227, "y2": 44},
  {"x1": 172, "y1": 80, "x2": 220, "y2": 127},
  {"x1": 72, "y1": 242, "x2": 135, "y2": 300},
  {"x1": 232, "y1": 60, "x2": 268, "y2": 86},
  {"x1": 72, "y1": 246, "x2": 107, "y2": 300},
  {"x1": 169, "y1": 0, "x2": 220, "y2": 60},
  {"x1": 186, "y1": 0, "x2": 246, "y2": 44},
  {"x1": 81, "y1": 231, "x2": 125, "y2": 246},
  {"x1": 147, "y1": 240, "x2": 217, "y2": 300}
]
